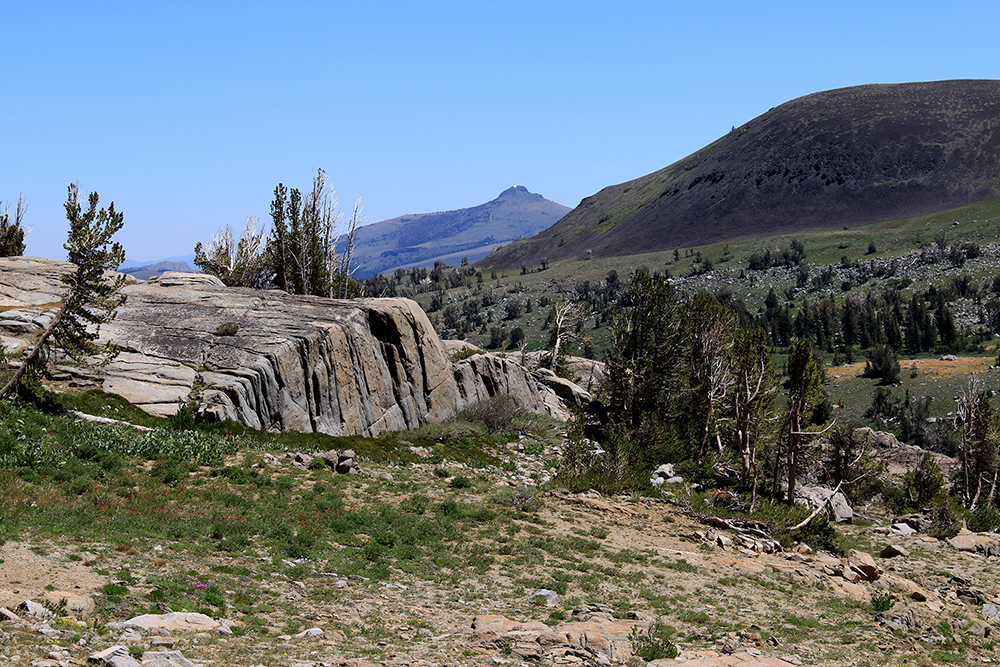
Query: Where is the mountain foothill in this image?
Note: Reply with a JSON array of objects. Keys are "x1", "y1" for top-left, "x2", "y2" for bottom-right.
[{"x1": 481, "y1": 79, "x2": 1000, "y2": 270}]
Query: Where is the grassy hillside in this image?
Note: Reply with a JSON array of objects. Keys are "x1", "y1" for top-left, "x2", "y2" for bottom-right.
[
  {"x1": 3, "y1": 391, "x2": 1000, "y2": 666},
  {"x1": 483, "y1": 80, "x2": 1000, "y2": 270}
]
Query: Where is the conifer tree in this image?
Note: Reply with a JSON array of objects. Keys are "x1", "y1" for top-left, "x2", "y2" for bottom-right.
[
  {"x1": 1, "y1": 184, "x2": 125, "y2": 399},
  {"x1": 0, "y1": 195, "x2": 27, "y2": 257}
]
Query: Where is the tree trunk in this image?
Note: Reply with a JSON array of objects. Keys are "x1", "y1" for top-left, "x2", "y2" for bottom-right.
[{"x1": 0, "y1": 297, "x2": 71, "y2": 400}]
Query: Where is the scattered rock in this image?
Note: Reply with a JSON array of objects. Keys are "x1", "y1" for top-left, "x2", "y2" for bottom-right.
[
  {"x1": 123, "y1": 612, "x2": 232, "y2": 635},
  {"x1": 140, "y1": 651, "x2": 199, "y2": 667},
  {"x1": 532, "y1": 589, "x2": 562, "y2": 607},
  {"x1": 879, "y1": 607, "x2": 920, "y2": 632},
  {"x1": 650, "y1": 463, "x2": 684, "y2": 486},
  {"x1": 957, "y1": 588, "x2": 988, "y2": 605},
  {"x1": 880, "y1": 544, "x2": 909, "y2": 558},
  {"x1": 847, "y1": 549, "x2": 882, "y2": 582}
]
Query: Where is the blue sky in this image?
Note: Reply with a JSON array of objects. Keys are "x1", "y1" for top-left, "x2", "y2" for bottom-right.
[{"x1": 4, "y1": 1, "x2": 998, "y2": 263}]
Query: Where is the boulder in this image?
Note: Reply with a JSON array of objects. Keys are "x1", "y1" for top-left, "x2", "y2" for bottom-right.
[
  {"x1": 15, "y1": 599, "x2": 51, "y2": 618},
  {"x1": 847, "y1": 549, "x2": 882, "y2": 581},
  {"x1": 796, "y1": 485, "x2": 853, "y2": 523},
  {"x1": 880, "y1": 544, "x2": 909, "y2": 558},
  {"x1": 0, "y1": 257, "x2": 562, "y2": 437},
  {"x1": 531, "y1": 589, "x2": 562, "y2": 607},
  {"x1": 880, "y1": 574, "x2": 932, "y2": 602},
  {"x1": 949, "y1": 530, "x2": 991, "y2": 553},
  {"x1": 139, "y1": 651, "x2": 199, "y2": 667},
  {"x1": 88, "y1": 646, "x2": 142, "y2": 667},
  {"x1": 853, "y1": 427, "x2": 902, "y2": 449},
  {"x1": 123, "y1": 611, "x2": 231, "y2": 635},
  {"x1": 532, "y1": 368, "x2": 592, "y2": 407}
]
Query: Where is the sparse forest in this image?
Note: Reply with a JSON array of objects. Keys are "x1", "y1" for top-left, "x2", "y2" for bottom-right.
[{"x1": 194, "y1": 168, "x2": 364, "y2": 298}]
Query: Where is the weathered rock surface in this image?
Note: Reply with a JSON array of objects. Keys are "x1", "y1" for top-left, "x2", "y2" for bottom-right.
[
  {"x1": 0, "y1": 258, "x2": 570, "y2": 436},
  {"x1": 123, "y1": 611, "x2": 231, "y2": 634}
]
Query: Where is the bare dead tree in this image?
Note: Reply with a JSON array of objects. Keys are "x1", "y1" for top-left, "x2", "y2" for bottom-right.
[
  {"x1": 549, "y1": 299, "x2": 590, "y2": 372},
  {"x1": 338, "y1": 194, "x2": 363, "y2": 299}
]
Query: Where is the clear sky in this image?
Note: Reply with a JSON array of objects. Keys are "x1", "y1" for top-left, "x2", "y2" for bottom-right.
[{"x1": 4, "y1": 1, "x2": 998, "y2": 264}]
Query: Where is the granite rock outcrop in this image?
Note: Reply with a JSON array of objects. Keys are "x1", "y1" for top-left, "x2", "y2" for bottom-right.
[{"x1": 0, "y1": 257, "x2": 568, "y2": 436}]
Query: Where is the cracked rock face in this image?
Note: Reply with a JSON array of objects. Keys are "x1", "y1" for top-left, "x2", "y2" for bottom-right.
[{"x1": 0, "y1": 258, "x2": 550, "y2": 436}]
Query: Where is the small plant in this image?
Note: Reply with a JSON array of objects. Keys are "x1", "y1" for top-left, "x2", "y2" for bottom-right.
[
  {"x1": 214, "y1": 321, "x2": 239, "y2": 336},
  {"x1": 41, "y1": 597, "x2": 68, "y2": 616},
  {"x1": 449, "y1": 475, "x2": 473, "y2": 489},
  {"x1": 630, "y1": 621, "x2": 679, "y2": 661},
  {"x1": 168, "y1": 401, "x2": 197, "y2": 430},
  {"x1": 449, "y1": 346, "x2": 480, "y2": 362},
  {"x1": 871, "y1": 590, "x2": 895, "y2": 613},
  {"x1": 666, "y1": 559, "x2": 698, "y2": 573}
]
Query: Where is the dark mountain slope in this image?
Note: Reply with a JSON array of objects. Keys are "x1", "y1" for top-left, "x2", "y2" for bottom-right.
[
  {"x1": 349, "y1": 186, "x2": 569, "y2": 278},
  {"x1": 482, "y1": 80, "x2": 1000, "y2": 269}
]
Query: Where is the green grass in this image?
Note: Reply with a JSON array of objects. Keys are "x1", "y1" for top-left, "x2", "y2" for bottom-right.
[{"x1": 0, "y1": 392, "x2": 565, "y2": 592}]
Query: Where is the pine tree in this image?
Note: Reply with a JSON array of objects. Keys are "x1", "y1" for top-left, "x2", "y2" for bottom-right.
[
  {"x1": 729, "y1": 328, "x2": 778, "y2": 496},
  {"x1": 1, "y1": 184, "x2": 125, "y2": 399},
  {"x1": 0, "y1": 195, "x2": 27, "y2": 257},
  {"x1": 778, "y1": 338, "x2": 824, "y2": 504}
]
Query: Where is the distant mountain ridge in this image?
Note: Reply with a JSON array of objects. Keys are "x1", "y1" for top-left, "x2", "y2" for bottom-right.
[
  {"x1": 348, "y1": 186, "x2": 569, "y2": 278},
  {"x1": 482, "y1": 79, "x2": 1000, "y2": 269},
  {"x1": 122, "y1": 260, "x2": 197, "y2": 280}
]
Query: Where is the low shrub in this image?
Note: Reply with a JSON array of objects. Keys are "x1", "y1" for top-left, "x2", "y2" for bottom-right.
[
  {"x1": 214, "y1": 321, "x2": 239, "y2": 336},
  {"x1": 630, "y1": 621, "x2": 679, "y2": 661}
]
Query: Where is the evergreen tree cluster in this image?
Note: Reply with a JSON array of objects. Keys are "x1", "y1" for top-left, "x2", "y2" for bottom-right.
[
  {"x1": 195, "y1": 169, "x2": 362, "y2": 298},
  {"x1": 575, "y1": 269, "x2": 825, "y2": 504},
  {"x1": 0, "y1": 195, "x2": 28, "y2": 257},
  {"x1": 754, "y1": 286, "x2": 966, "y2": 355}
]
